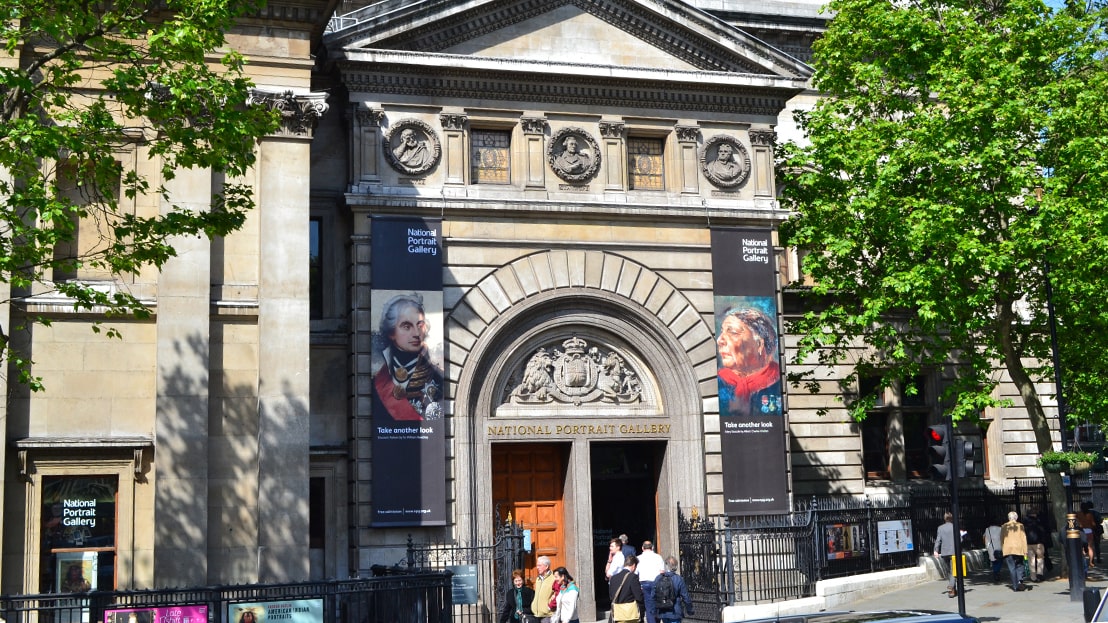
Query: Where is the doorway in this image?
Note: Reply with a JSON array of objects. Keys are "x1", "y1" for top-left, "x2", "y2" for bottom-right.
[
  {"x1": 491, "y1": 443, "x2": 568, "y2": 579},
  {"x1": 590, "y1": 441, "x2": 663, "y2": 608}
]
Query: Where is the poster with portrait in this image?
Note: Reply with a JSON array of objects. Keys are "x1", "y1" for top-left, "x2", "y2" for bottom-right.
[
  {"x1": 56, "y1": 551, "x2": 97, "y2": 593},
  {"x1": 226, "y1": 600, "x2": 323, "y2": 623},
  {"x1": 369, "y1": 216, "x2": 447, "y2": 526},
  {"x1": 711, "y1": 227, "x2": 789, "y2": 515},
  {"x1": 104, "y1": 605, "x2": 208, "y2": 623}
]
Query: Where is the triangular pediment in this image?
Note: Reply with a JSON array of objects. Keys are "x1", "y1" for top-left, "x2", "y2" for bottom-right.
[{"x1": 326, "y1": 0, "x2": 811, "y2": 79}]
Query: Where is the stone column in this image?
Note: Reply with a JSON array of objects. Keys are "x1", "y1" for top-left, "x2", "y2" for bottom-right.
[
  {"x1": 154, "y1": 164, "x2": 213, "y2": 587},
  {"x1": 350, "y1": 103, "x2": 384, "y2": 192},
  {"x1": 441, "y1": 111, "x2": 468, "y2": 185},
  {"x1": 521, "y1": 116, "x2": 547, "y2": 188},
  {"x1": 750, "y1": 128, "x2": 777, "y2": 198},
  {"x1": 599, "y1": 120, "x2": 625, "y2": 191},
  {"x1": 675, "y1": 124, "x2": 700, "y2": 194},
  {"x1": 249, "y1": 89, "x2": 328, "y2": 582}
]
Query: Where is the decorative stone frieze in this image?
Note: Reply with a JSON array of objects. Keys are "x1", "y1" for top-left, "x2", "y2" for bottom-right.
[
  {"x1": 355, "y1": 105, "x2": 385, "y2": 127},
  {"x1": 675, "y1": 125, "x2": 700, "y2": 143},
  {"x1": 439, "y1": 113, "x2": 468, "y2": 131},
  {"x1": 248, "y1": 89, "x2": 329, "y2": 138},
  {"x1": 699, "y1": 134, "x2": 751, "y2": 190},
  {"x1": 599, "y1": 121, "x2": 625, "y2": 139},
  {"x1": 506, "y1": 336, "x2": 643, "y2": 406},
  {"x1": 749, "y1": 130, "x2": 777, "y2": 147},
  {"x1": 382, "y1": 118, "x2": 442, "y2": 176},
  {"x1": 547, "y1": 127, "x2": 601, "y2": 184},
  {"x1": 521, "y1": 116, "x2": 547, "y2": 135}
]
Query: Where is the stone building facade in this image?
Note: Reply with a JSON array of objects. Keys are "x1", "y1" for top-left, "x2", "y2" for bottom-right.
[{"x1": 1, "y1": 0, "x2": 1055, "y2": 618}]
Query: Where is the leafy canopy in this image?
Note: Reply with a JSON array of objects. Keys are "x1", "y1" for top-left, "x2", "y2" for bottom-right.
[
  {"x1": 780, "y1": 0, "x2": 1108, "y2": 431},
  {"x1": 0, "y1": 0, "x2": 278, "y2": 388}
]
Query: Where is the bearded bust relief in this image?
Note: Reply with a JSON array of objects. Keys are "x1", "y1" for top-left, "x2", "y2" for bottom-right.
[{"x1": 383, "y1": 118, "x2": 442, "y2": 176}]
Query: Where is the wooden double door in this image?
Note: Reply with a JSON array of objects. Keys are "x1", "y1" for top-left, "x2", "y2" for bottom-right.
[{"x1": 492, "y1": 444, "x2": 566, "y2": 577}]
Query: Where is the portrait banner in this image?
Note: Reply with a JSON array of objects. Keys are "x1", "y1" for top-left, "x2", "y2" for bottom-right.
[
  {"x1": 370, "y1": 217, "x2": 447, "y2": 526},
  {"x1": 711, "y1": 227, "x2": 789, "y2": 515},
  {"x1": 105, "y1": 606, "x2": 208, "y2": 623}
]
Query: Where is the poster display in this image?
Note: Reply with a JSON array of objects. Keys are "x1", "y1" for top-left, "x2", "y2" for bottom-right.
[
  {"x1": 825, "y1": 522, "x2": 867, "y2": 560},
  {"x1": 876, "y1": 519, "x2": 914, "y2": 554},
  {"x1": 370, "y1": 217, "x2": 447, "y2": 526},
  {"x1": 226, "y1": 600, "x2": 323, "y2": 623},
  {"x1": 712, "y1": 227, "x2": 789, "y2": 515},
  {"x1": 105, "y1": 605, "x2": 207, "y2": 623}
]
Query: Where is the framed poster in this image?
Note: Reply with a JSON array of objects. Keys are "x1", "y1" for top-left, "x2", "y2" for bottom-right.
[{"x1": 56, "y1": 551, "x2": 97, "y2": 593}]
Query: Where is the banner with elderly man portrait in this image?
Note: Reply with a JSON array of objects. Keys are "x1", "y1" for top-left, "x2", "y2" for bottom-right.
[
  {"x1": 711, "y1": 227, "x2": 789, "y2": 515},
  {"x1": 370, "y1": 216, "x2": 446, "y2": 526}
]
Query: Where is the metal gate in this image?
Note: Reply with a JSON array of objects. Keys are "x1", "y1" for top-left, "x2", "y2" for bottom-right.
[{"x1": 405, "y1": 513, "x2": 525, "y2": 623}]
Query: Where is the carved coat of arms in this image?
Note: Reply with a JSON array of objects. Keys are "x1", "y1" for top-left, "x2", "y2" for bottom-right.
[{"x1": 507, "y1": 337, "x2": 642, "y2": 406}]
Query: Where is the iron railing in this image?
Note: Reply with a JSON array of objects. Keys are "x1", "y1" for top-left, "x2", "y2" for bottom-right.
[{"x1": 0, "y1": 573, "x2": 452, "y2": 623}]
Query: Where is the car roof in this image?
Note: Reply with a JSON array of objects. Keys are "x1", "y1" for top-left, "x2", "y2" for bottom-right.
[{"x1": 740, "y1": 610, "x2": 980, "y2": 623}]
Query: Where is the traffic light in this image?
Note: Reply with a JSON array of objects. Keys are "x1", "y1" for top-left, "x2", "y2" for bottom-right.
[
  {"x1": 955, "y1": 437, "x2": 984, "y2": 477},
  {"x1": 928, "y1": 424, "x2": 952, "y2": 481}
]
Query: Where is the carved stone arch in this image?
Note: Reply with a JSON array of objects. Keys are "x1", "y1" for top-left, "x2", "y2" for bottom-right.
[{"x1": 447, "y1": 249, "x2": 712, "y2": 546}]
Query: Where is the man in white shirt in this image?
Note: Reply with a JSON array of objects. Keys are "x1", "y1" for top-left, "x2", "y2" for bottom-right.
[{"x1": 636, "y1": 541, "x2": 666, "y2": 623}]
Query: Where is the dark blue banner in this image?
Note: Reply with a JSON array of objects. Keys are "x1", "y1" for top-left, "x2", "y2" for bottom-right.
[
  {"x1": 370, "y1": 217, "x2": 446, "y2": 526},
  {"x1": 711, "y1": 227, "x2": 789, "y2": 515}
]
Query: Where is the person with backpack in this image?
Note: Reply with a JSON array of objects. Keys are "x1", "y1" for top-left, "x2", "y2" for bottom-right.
[{"x1": 654, "y1": 555, "x2": 693, "y2": 623}]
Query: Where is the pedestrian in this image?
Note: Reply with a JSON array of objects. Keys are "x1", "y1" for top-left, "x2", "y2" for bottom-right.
[
  {"x1": 636, "y1": 541, "x2": 666, "y2": 623},
  {"x1": 499, "y1": 569, "x2": 535, "y2": 623},
  {"x1": 620, "y1": 533, "x2": 636, "y2": 559},
  {"x1": 1079, "y1": 502, "x2": 1098, "y2": 563},
  {"x1": 609, "y1": 555, "x2": 644, "y2": 623},
  {"x1": 1002, "y1": 511, "x2": 1029, "y2": 592},
  {"x1": 606, "y1": 538, "x2": 626, "y2": 580},
  {"x1": 1024, "y1": 510, "x2": 1047, "y2": 581},
  {"x1": 933, "y1": 511, "x2": 958, "y2": 597},
  {"x1": 552, "y1": 567, "x2": 579, "y2": 623},
  {"x1": 655, "y1": 555, "x2": 693, "y2": 623},
  {"x1": 984, "y1": 518, "x2": 1004, "y2": 582},
  {"x1": 532, "y1": 556, "x2": 557, "y2": 623}
]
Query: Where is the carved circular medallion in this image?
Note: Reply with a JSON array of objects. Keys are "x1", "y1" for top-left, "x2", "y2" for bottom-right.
[
  {"x1": 700, "y1": 134, "x2": 751, "y2": 190},
  {"x1": 383, "y1": 118, "x2": 442, "y2": 176},
  {"x1": 547, "y1": 127, "x2": 602, "y2": 184}
]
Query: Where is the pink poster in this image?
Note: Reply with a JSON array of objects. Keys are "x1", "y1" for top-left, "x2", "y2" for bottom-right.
[{"x1": 105, "y1": 605, "x2": 208, "y2": 623}]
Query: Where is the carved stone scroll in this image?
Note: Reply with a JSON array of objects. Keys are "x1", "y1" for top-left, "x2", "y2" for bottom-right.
[{"x1": 506, "y1": 336, "x2": 643, "y2": 406}]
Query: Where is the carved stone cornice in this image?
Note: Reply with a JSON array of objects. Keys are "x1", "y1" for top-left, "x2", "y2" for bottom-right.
[
  {"x1": 675, "y1": 125, "x2": 700, "y2": 143},
  {"x1": 248, "y1": 89, "x2": 329, "y2": 138},
  {"x1": 340, "y1": 64, "x2": 795, "y2": 117},
  {"x1": 599, "y1": 121, "x2": 624, "y2": 139},
  {"x1": 520, "y1": 116, "x2": 546, "y2": 135},
  {"x1": 749, "y1": 129, "x2": 777, "y2": 147},
  {"x1": 439, "y1": 112, "x2": 468, "y2": 131}
]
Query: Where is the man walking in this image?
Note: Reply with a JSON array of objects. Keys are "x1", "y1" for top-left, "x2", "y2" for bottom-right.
[
  {"x1": 1025, "y1": 510, "x2": 1047, "y2": 581},
  {"x1": 532, "y1": 556, "x2": 557, "y2": 622},
  {"x1": 656, "y1": 556, "x2": 693, "y2": 623},
  {"x1": 609, "y1": 556, "x2": 644, "y2": 623},
  {"x1": 933, "y1": 512, "x2": 958, "y2": 597},
  {"x1": 636, "y1": 541, "x2": 666, "y2": 623},
  {"x1": 1002, "y1": 511, "x2": 1029, "y2": 591}
]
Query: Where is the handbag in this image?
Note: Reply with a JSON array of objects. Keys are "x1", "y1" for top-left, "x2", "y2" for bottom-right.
[{"x1": 612, "y1": 572, "x2": 639, "y2": 622}]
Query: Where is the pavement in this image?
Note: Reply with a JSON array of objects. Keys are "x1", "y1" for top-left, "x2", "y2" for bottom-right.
[{"x1": 837, "y1": 553, "x2": 1108, "y2": 623}]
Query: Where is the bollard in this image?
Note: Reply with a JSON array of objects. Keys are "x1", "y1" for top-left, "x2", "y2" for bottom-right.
[{"x1": 1069, "y1": 512, "x2": 1087, "y2": 602}]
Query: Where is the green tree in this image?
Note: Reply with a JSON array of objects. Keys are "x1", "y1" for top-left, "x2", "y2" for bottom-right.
[
  {"x1": 1, "y1": 0, "x2": 278, "y2": 388},
  {"x1": 780, "y1": 0, "x2": 1108, "y2": 552}
]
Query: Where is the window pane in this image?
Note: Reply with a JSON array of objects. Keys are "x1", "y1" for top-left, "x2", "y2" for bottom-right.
[
  {"x1": 901, "y1": 375, "x2": 927, "y2": 406},
  {"x1": 861, "y1": 412, "x2": 890, "y2": 478},
  {"x1": 41, "y1": 475, "x2": 118, "y2": 592},
  {"x1": 471, "y1": 130, "x2": 511, "y2": 184},
  {"x1": 310, "y1": 218, "x2": 322, "y2": 318},
  {"x1": 628, "y1": 138, "x2": 664, "y2": 190},
  {"x1": 903, "y1": 411, "x2": 929, "y2": 478}
]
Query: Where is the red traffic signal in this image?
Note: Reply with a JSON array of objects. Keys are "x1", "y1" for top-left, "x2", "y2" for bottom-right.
[{"x1": 928, "y1": 424, "x2": 952, "y2": 481}]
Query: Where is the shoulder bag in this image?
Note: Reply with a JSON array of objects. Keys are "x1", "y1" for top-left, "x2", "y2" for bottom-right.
[{"x1": 612, "y1": 572, "x2": 639, "y2": 622}]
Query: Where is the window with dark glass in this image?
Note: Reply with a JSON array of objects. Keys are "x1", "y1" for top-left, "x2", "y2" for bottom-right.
[
  {"x1": 627, "y1": 137, "x2": 665, "y2": 190},
  {"x1": 470, "y1": 129, "x2": 511, "y2": 184},
  {"x1": 859, "y1": 375, "x2": 932, "y2": 480},
  {"x1": 310, "y1": 218, "x2": 322, "y2": 319},
  {"x1": 40, "y1": 476, "x2": 118, "y2": 593}
]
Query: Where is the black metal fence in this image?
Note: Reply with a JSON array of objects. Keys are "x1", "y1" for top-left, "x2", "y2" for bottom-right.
[
  {"x1": 403, "y1": 517, "x2": 525, "y2": 623},
  {"x1": 0, "y1": 573, "x2": 452, "y2": 623},
  {"x1": 677, "y1": 478, "x2": 1087, "y2": 612}
]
